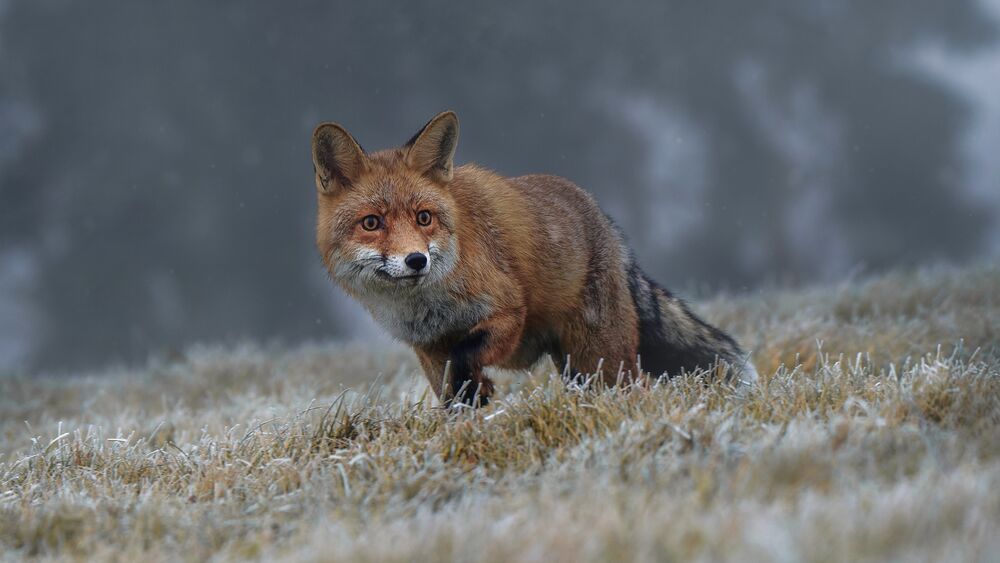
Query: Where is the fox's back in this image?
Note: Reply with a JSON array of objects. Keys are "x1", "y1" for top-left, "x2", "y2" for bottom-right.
[{"x1": 448, "y1": 167, "x2": 629, "y2": 321}]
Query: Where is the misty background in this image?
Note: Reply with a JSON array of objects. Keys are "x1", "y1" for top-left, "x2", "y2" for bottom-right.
[{"x1": 1, "y1": 1, "x2": 999, "y2": 373}]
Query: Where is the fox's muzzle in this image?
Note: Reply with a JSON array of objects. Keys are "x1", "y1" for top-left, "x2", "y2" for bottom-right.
[{"x1": 404, "y1": 252, "x2": 428, "y2": 271}]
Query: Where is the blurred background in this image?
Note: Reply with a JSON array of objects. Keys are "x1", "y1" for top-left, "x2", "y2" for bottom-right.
[{"x1": 1, "y1": 0, "x2": 999, "y2": 373}]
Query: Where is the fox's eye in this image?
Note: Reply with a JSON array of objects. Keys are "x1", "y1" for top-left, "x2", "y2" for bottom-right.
[
  {"x1": 416, "y1": 210, "x2": 432, "y2": 226},
  {"x1": 361, "y1": 215, "x2": 381, "y2": 231}
]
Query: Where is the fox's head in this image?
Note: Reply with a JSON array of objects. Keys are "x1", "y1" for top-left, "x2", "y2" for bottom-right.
[{"x1": 311, "y1": 111, "x2": 461, "y2": 294}]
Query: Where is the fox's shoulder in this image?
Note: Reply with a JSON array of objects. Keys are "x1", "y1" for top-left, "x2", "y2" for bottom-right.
[
  {"x1": 508, "y1": 173, "x2": 576, "y2": 187},
  {"x1": 451, "y1": 167, "x2": 607, "y2": 232},
  {"x1": 452, "y1": 166, "x2": 573, "y2": 188},
  {"x1": 453, "y1": 167, "x2": 590, "y2": 200},
  {"x1": 509, "y1": 173, "x2": 606, "y2": 220}
]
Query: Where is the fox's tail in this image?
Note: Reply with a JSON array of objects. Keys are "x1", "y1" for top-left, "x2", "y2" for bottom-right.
[{"x1": 627, "y1": 262, "x2": 758, "y2": 388}]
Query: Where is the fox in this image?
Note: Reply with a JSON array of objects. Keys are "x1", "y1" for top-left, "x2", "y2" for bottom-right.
[{"x1": 311, "y1": 110, "x2": 757, "y2": 407}]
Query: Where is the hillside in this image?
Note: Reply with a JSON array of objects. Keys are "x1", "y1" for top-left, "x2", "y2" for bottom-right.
[{"x1": 1, "y1": 263, "x2": 999, "y2": 561}]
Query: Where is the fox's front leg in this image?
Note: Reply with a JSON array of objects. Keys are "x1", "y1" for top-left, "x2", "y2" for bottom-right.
[
  {"x1": 416, "y1": 345, "x2": 493, "y2": 407},
  {"x1": 418, "y1": 309, "x2": 525, "y2": 407},
  {"x1": 449, "y1": 309, "x2": 526, "y2": 406}
]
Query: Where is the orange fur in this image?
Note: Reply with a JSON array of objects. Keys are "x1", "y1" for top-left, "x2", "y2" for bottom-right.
[{"x1": 312, "y1": 111, "x2": 752, "y2": 407}]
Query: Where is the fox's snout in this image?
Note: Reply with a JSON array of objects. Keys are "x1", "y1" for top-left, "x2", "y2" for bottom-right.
[
  {"x1": 404, "y1": 252, "x2": 428, "y2": 271},
  {"x1": 383, "y1": 251, "x2": 430, "y2": 277},
  {"x1": 381, "y1": 252, "x2": 430, "y2": 278},
  {"x1": 356, "y1": 249, "x2": 433, "y2": 281},
  {"x1": 333, "y1": 236, "x2": 458, "y2": 290}
]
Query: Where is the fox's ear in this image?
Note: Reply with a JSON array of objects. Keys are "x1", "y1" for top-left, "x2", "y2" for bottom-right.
[
  {"x1": 404, "y1": 111, "x2": 459, "y2": 182},
  {"x1": 311, "y1": 123, "x2": 366, "y2": 193}
]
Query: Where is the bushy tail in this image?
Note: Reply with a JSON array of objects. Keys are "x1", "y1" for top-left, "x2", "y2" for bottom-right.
[{"x1": 627, "y1": 263, "x2": 757, "y2": 387}]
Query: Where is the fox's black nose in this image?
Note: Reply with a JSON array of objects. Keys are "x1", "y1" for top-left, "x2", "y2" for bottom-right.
[{"x1": 404, "y1": 252, "x2": 428, "y2": 271}]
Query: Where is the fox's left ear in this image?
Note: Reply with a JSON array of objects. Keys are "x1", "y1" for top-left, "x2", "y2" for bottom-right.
[
  {"x1": 404, "y1": 111, "x2": 459, "y2": 182},
  {"x1": 312, "y1": 122, "x2": 366, "y2": 194}
]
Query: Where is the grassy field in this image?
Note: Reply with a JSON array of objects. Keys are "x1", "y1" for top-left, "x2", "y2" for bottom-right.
[{"x1": 1, "y1": 263, "x2": 999, "y2": 561}]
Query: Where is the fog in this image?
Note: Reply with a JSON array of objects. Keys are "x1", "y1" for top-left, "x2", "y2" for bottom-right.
[{"x1": 1, "y1": 1, "x2": 999, "y2": 372}]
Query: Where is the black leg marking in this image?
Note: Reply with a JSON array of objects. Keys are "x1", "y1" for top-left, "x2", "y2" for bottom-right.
[{"x1": 447, "y1": 330, "x2": 488, "y2": 407}]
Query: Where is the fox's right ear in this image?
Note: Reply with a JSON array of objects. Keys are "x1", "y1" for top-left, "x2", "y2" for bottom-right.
[
  {"x1": 311, "y1": 123, "x2": 366, "y2": 193},
  {"x1": 405, "y1": 111, "x2": 459, "y2": 182}
]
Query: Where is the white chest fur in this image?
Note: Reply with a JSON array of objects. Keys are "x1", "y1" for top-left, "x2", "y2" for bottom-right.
[{"x1": 356, "y1": 285, "x2": 492, "y2": 345}]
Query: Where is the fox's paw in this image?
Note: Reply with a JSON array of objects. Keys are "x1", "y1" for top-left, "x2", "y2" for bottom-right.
[{"x1": 448, "y1": 375, "x2": 494, "y2": 409}]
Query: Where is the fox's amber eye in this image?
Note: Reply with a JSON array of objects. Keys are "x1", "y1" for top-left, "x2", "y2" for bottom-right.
[
  {"x1": 416, "y1": 210, "x2": 432, "y2": 226},
  {"x1": 361, "y1": 215, "x2": 381, "y2": 231}
]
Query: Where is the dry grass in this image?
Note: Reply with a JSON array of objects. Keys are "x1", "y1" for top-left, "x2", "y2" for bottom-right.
[{"x1": 1, "y1": 263, "x2": 999, "y2": 562}]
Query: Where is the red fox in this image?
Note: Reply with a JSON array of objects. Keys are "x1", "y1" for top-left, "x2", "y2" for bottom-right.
[{"x1": 311, "y1": 111, "x2": 757, "y2": 406}]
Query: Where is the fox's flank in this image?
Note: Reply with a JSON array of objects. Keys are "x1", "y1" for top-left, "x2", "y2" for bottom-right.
[{"x1": 312, "y1": 111, "x2": 756, "y2": 406}]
